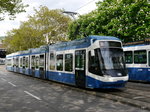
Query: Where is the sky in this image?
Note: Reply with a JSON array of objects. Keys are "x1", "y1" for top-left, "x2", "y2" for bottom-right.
[{"x1": 0, "y1": 0, "x2": 100, "y2": 36}]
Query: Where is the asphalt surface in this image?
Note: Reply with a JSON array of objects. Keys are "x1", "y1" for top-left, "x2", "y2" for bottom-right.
[{"x1": 0, "y1": 65, "x2": 149, "y2": 112}]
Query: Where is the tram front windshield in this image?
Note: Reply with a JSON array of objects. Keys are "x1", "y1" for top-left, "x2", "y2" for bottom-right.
[{"x1": 88, "y1": 48, "x2": 127, "y2": 77}]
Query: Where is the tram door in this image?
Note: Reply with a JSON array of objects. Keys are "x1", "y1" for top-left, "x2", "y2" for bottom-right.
[
  {"x1": 31, "y1": 56, "x2": 35, "y2": 77},
  {"x1": 39, "y1": 54, "x2": 46, "y2": 79},
  {"x1": 75, "y1": 50, "x2": 86, "y2": 88}
]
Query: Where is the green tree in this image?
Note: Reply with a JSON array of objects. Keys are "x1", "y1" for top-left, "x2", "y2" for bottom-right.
[
  {"x1": 3, "y1": 6, "x2": 72, "y2": 53},
  {"x1": 68, "y1": 0, "x2": 150, "y2": 42},
  {"x1": 0, "y1": 0, "x2": 28, "y2": 20},
  {"x1": 30, "y1": 6, "x2": 72, "y2": 43}
]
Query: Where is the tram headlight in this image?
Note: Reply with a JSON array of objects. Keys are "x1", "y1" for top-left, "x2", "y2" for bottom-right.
[
  {"x1": 117, "y1": 73, "x2": 122, "y2": 76},
  {"x1": 103, "y1": 75, "x2": 113, "y2": 81}
]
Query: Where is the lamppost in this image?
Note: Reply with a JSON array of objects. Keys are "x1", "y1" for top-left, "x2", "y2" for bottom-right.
[{"x1": 63, "y1": 11, "x2": 78, "y2": 20}]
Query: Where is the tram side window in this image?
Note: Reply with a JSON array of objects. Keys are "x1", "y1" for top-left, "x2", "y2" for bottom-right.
[
  {"x1": 16, "y1": 58, "x2": 19, "y2": 67},
  {"x1": 7, "y1": 59, "x2": 12, "y2": 66},
  {"x1": 31, "y1": 56, "x2": 35, "y2": 68},
  {"x1": 56, "y1": 54, "x2": 63, "y2": 71},
  {"x1": 20, "y1": 58, "x2": 23, "y2": 67},
  {"x1": 88, "y1": 49, "x2": 102, "y2": 76},
  {"x1": 13, "y1": 58, "x2": 16, "y2": 67},
  {"x1": 39, "y1": 55, "x2": 44, "y2": 67},
  {"x1": 23, "y1": 57, "x2": 26, "y2": 68},
  {"x1": 13, "y1": 58, "x2": 16, "y2": 66},
  {"x1": 25, "y1": 57, "x2": 29, "y2": 68},
  {"x1": 134, "y1": 50, "x2": 147, "y2": 64},
  {"x1": 65, "y1": 54, "x2": 73, "y2": 72},
  {"x1": 124, "y1": 51, "x2": 133, "y2": 64},
  {"x1": 50, "y1": 53, "x2": 55, "y2": 70},
  {"x1": 35, "y1": 56, "x2": 39, "y2": 69}
]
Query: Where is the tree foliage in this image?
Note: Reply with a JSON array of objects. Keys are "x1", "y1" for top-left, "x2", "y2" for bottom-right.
[
  {"x1": 3, "y1": 6, "x2": 72, "y2": 53},
  {"x1": 68, "y1": 0, "x2": 150, "y2": 42},
  {"x1": 0, "y1": 0, "x2": 28, "y2": 20}
]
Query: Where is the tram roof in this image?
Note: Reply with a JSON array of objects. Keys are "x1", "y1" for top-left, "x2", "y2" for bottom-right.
[
  {"x1": 6, "y1": 35, "x2": 120, "y2": 57},
  {"x1": 30, "y1": 45, "x2": 49, "y2": 54},
  {"x1": 49, "y1": 35, "x2": 120, "y2": 51}
]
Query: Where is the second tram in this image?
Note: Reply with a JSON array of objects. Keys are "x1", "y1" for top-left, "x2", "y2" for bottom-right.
[{"x1": 123, "y1": 39, "x2": 150, "y2": 82}]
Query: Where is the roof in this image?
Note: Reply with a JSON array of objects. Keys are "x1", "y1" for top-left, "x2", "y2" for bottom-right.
[
  {"x1": 6, "y1": 35, "x2": 121, "y2": 57},
  {"x1": 49, "y1": 35, "x2": 121, "y2": 51}
]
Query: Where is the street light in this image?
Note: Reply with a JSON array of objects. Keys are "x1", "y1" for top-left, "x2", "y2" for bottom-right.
[{"x1": 63, "y1": 11, "x2": 78, "y2": 20}]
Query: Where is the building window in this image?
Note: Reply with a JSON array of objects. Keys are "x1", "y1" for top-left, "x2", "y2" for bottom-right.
[
  {"x1": 65, "y1": 54, "x2": 73, "y2": 72},
  {"x1": 50, "y1": 53, "x2": 55, "y2": 70},
  {"x1": 56, "y1": 54, "x2": 63, "y2": 71},
  {"x1": 134, "y1": 50, "x2": 147, "y2": 64},
  {"x1": 124, "y1": 51, "x2": 133, "y2": 64}
]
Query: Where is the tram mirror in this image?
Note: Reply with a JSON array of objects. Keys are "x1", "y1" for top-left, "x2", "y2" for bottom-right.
[{"x1": 91, "y1": 50, "x2": 95, "y2": 56}]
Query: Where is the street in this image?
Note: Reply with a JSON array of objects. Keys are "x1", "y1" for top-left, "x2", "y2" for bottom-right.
[{"x1": 0, "y1": 65, "x2": 148, "y2": 112}]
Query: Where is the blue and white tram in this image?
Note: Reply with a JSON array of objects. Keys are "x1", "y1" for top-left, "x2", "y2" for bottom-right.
[
  {"x1": 123, "y1": 42, "x2": 150, "y2": 82},
  {"x1": 6, "y1": 35, "x2": 128, "y2": 89}
]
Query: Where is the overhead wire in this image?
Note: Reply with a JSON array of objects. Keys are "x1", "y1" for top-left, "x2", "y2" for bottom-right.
[{"x1": 74, "y1": 0, "x2": 97, "y2": 12}]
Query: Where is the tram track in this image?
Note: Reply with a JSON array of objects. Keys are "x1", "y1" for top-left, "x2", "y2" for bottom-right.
[
  {"x1": 104, "y1": 88, "x2": 150, "y2": 104},
  {"x1": 65, "y1": 82, "x2": 150, "y2": 111},
  {"x1": 126, "y1": 82, "x2": 150, "y2": 92},
  {"x1": 91, "y1": 88, "x2": 150, "y2": 111},
  {"x1": 90, "y1": 82, "x2": 150, "y2": 111}
]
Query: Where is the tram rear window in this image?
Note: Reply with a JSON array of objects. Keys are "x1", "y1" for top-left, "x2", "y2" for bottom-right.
[{"x1": 99, "y1": 41, "x2": 121, "y2": 48}]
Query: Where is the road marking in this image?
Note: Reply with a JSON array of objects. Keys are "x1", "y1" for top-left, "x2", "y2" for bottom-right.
[
  {"x1": 8, "y1": 82, "x2": 16, "y2": 87},
  {"x1": 1, "y1": 78, "x2": 7, "y2": 81},
  {"x1": 133, "y1": 96, "x2": 145, "y2": 100},
  {"x1": 24, "y1": 91, "x2": 41, "y2": 101}
]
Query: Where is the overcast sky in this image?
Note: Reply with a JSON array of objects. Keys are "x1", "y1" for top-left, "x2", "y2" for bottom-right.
[{"x1": 0, "y1": 0, "x2": 100, "y2": 36}]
